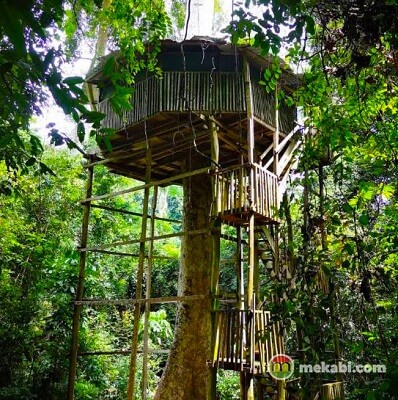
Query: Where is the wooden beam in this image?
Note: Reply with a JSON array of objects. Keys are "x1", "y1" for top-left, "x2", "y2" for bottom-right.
[
  {"x1": 220, "y1": 233, "x2": 248, "y2": 245},
  {"x1": 259, "y1": 143, "x2": 273, "y2": 162},
  {"x1": 142, "y1": 186, "x2": 158, "y2": 400},
  {"x1": 253, "y1": 115, "x2": 286, "y2": 138},
  {"x1": 278, "y1": 139, "x2": 300, "y2": 177},
  {"x1": 275, "y1": 125, "x2": 300, "y2": 154},
  {"x1": 67, "y1": 156, "x2": 95, "y2": 400},
  {"x1": 208, "y1": 116, "x2": 247, "y2": 152},
  {"x1": 260, "y1": 226, "x2": 276, "y2": 256},
  {"x1": 244, "y1": 58, "x2": 255, "y2": 163},
  {"x1": 90, "y1": 204, "x2": 181, "y2": 224},
  {"x1": 273, "y1": 86, "x2": 280, "y2": 176},
  {"x1": 81, "y1": 227, "x2": 214, "y2": 252},
  {"x1": 84, "y1": 249, "x2": 140, "y2": 257},
  {"x1": 79, "y1": 349, "x2": 170, "y2": 356},
  {"x1": 127, "y1": 149, "x2": 151, "y2": 400},
  {"x1": 82, "y1": 167, "x2": 210, "y2": 203},
  {"x1": 75, "y1": 294, "x2": 208, "y2": 307}
]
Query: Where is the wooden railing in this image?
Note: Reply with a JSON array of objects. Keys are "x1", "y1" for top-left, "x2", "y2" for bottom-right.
[
  {"x1": 98, "y1": 72, "x2": 246, "y2": 129},
  {"x1": 213, "y1": 163, "x2": 279, "y2": 222},
  {"x1": 212, "y1": 309, "x2": 284, "y2": 374},
  {"x1": 97, "y1": 71, "x2": 296, "y2": 134},
  {"x1": 252, "y1": 79, "x2": 296, "y2": 135}
]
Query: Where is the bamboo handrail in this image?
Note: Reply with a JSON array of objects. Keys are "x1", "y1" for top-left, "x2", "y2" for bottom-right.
[{"x1": 213, "y1": 163, "x2": 278, "y2": 221}]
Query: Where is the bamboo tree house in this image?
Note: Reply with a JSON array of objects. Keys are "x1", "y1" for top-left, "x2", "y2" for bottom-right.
[{"x1": 68, "y1": 37, "x2": 301, "y2": 400}]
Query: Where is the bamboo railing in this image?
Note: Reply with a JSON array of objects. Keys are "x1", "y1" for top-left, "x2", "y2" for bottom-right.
[
  {"x1": 321, "y1": 382, "x2": 345, "y2": 400},
  {"x1": 98, "y1": 72, "x2": 246, "y2": 129},
  {"x1": 213, "y1": 163, "x2": 278, "y2": 222},
  {"x1": 212, "y1": 309, "x2": 284, "y2": 375},
  {"x1": 97, "y1": 71, "x2": 296, "y2": 134},
  {"x1": 251, "y1": 79, "x2": 296, "y2": 135}
]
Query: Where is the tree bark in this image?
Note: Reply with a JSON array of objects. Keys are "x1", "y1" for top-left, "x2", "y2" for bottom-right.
[{"x1": 154, "y1": 164, "x2": 213, "y2": 400}]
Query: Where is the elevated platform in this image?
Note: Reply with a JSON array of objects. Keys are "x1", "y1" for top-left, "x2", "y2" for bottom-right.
[
  {"x1": 213, "y1": 163, "x2": 279, "y2": 225},
  {"x1": 86, "y1": 38, "x2": 298, "y2": 182}
]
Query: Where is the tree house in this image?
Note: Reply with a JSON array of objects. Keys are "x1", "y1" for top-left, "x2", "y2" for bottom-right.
[{"x1": 68, "y1": 37, "x2": 300, "y2": 400}]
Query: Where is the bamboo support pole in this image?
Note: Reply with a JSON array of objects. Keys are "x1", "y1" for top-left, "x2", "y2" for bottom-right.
[
  {"x1": 67, "y1": 156, "x2": 95, "y2": 400},
  {"x1": 90, "y1": 204, "x2": 181, "y2": 224},
  {"x1": 244, "y1": 58, "x2": 255, "y2": 164},
  {"x1": 244, "y1": 212, "x2": 255, "y2": 400},
  {"x1": 237, "y1": 227, "x2": 245, "y2": 312},
  {"x1": 142, "y1": 186, "x2": 158, "y2": 400},
  {"x1": 259, "y1": 143, "x2": 273, "y2": 162},
  {"x1": 82, "y1": 166, "x2": 209, "y2": 203},
  {"x1": 127, "y1": 150, "x2": 151, "y2": 400},
  {"x1": 79, "y1": 349, "x2": 170, "y2": 356},
  {"x1": 81, "y1": 227, "x2": 213, "y2": 252},
  {"x1": 274, "y1": 85, "x2": 280, "y2": 178},
  {"x1": 209, "y1": 118, "x2": 221, "y2": 400},
  {"x1": 75, "y1": 294, "x2": 208, "y2": 307},
  {"x1": 236, "y1": 226, "x2": 246, "y2": 378},
  {"x1": 253, "y1": 232, "x2": 260, "y2": 302},
  {"x1": 276, "y1": 126, "x2": 300, "y2": 154},
  {"x1": 247, "y1": 215, "x2": 255, "y2": 308}
]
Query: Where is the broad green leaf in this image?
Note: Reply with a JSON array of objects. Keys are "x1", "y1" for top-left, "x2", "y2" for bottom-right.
[
  {"x1": 77, "y1": 122, "x2": 85, "y2": 143},
  {"x1": 359, "y1": 214, "x2": 370, "y2": 226},
  {"x1": 63, "y1": 76, "x2": 85, "y2": 85}
]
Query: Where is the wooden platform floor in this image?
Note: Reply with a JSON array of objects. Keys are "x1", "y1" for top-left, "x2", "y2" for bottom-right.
[{"x1": 217, "y1": 209, "x2": 279, "y2": 226}]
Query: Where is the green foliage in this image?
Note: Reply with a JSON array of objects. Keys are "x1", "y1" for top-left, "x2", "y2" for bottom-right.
[
  {"x1": 0, "y1": 0, "x2": 171, "y2": 179},
  {"x1": 217, "y1": 370, "x2": 240, "y2": 400},
  {"x1": 170, "y1": 0, "x2": 186, "y2": 31},
  {"x1": 0, "y1": 149, "x2": 84, "y2": 398},
  {"x1": 223, "y1": 2, "x2": 398, "y2": 398}
]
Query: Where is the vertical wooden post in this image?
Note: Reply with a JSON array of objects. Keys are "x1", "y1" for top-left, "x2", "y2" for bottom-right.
[
  {"x1": 253, "y1": 231, "x2": 260, "y2": 301},
  {"x1": 244, "y1": 57, "x2": 255, "y2": 164},
  {"x1": 142, "y1": 185, "x2": 158, "y2": 400},
  {"x1": 247, "y1": 213, "x2": 255, "y2": 308},
  {"x1": 209, "y1": 218, "x2": 221, "y2": 400},
  {"x1": 67, "y1": 155, "x2": 94, "y2": 400},
  {"x1": 210, "y1": 119, "x2": 219, "y2": 168},
  {"x1": 244, "y1": 213, "x2": 255, "y2": 400},
  {"x1": 209, "y1": 119, "x2": 221, "y2": 400},
  {"x1": 240, "y1": 372, "x2": 255, "y2": 400},
  {"x1": 127, "y1": 149, "x2": 151, "y2": 400},
  {"x1": 237, "y1": 226, "x2": 245, "y2": 312},
  {"x1": 276, "y1": 380, "x2": 287, "y2": 400},
  {"x1": 272, "y1": 224, "x2": 280, "y2": 281},
  {"x1": 273, "y1": 85, "x2": 280, "y2": 178},
  {"x1": 274, "y1": 223, "x2": 286, "y2": 400}
]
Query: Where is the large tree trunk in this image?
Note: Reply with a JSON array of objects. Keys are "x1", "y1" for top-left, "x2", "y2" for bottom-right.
[{"x1": 154, "y1": 165, "x2": 213, "y2": 400}]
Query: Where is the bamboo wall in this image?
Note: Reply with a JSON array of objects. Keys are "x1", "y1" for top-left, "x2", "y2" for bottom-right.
[{"x1": 98, "y1": 71, "x2": 295, "y2": 134}]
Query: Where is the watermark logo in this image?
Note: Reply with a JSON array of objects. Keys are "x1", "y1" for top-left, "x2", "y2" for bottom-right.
[
  {"x1": 299, "y1": 361, "x2": 386, "y2": 374},
  {"x1": 267, "y1": 354, "x2": 386, "y2": 380},
  {"x1": 268, "y1": 354, "x2": 294, "y2": 380}
]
